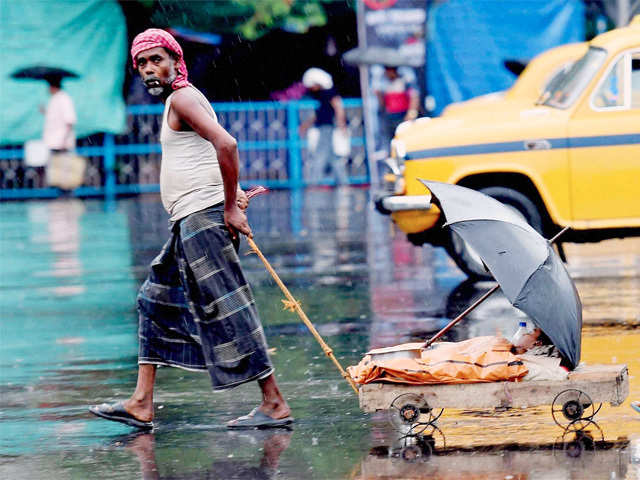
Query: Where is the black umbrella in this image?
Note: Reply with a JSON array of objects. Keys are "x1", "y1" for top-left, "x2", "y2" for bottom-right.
[
  {"x1": 11, "y1": 66, "x2": 79, "y2": 83},
  {"x1": 421, "y1": 180, "x2": 582, "y2": 369},
  {"x1": 343, "y1": 47, "x2": 424, "y2": 68}
]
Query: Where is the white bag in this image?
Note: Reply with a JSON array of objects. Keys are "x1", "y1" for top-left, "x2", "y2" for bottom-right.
[
  {"x1": 46, "y1": 152, "x2": 87, "y2": 190},
  {"x1": 24, "y1": 139, "x2": 50, "y2": 167},
  {"x1": 307, "y1": 127, "x2": 320, "y2": 153},
  {"x1": 332, "y1": 128, "x2": 351, "y2": 157}
]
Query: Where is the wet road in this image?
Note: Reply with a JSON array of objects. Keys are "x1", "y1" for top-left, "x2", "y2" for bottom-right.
[{"x1": 0, "y1": 188, "x2": 638, "y2": 479}]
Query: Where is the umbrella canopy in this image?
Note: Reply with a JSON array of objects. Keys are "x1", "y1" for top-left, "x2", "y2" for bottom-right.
[
  {"x1": 343, "y1": 47, "x2": 424, "y2": 68},
  {"x1": 11, "y1": 66, "x2": 79, "y2": 82},
  {"x1": 421, "y1": 180, "x2": 582, "y2": 369}
]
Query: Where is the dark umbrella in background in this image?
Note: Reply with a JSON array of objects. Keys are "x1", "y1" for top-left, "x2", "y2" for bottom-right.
[
  {"x1": 11, "y1": 66, "x2": 79, "y2": 85},
  {"x1": 420, "y1": 180, "x2": 582, "y2": 369},
  {"x1": 343, "y1": 46, "x2": 424, "y2": 68}
]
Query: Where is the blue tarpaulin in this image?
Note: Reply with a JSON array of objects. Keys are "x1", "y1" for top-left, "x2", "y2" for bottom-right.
[
  {"x1": 426, "y1": 0, "x2": 585, "y2": 114},
  {"x1": 0, "y1": 0, "x2": 127, "y2": 144}
]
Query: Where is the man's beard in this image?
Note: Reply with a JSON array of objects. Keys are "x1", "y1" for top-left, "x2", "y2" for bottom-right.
[
  {"x1": 144, "y1": 71, "x2": 176, "y2": 96},
  {"x1": 147, "y1": 86, "x2": 164, "y2": 96}
]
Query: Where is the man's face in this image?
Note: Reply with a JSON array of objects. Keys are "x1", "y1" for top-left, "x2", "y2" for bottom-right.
[
  {"x1": 384, "y1": 67, "x2": 398, "y2": 80},
  {"x1": 135, "y1": 47, "x2": 176, "y2": 96}
]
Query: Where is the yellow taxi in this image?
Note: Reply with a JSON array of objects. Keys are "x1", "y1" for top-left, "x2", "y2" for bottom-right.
[
  {"x1": 376, "y1": 22, "x2": 640, "y2": 278},
  {"x1": 441, "y1": 42, "x2": 586, "y2": 117}
]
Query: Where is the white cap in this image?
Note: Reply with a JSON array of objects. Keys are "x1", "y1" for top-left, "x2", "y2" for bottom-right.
[{"x1": 302, "y1": 68, "x2": 333, "y2": 90}]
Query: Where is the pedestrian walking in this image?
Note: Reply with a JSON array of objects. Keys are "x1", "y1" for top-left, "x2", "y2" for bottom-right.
[
  {"x1": 299, "y1": 68, "x2": 349, "y2": 185},
  {"x1": 90, "y1": 29, "x2": 292, "y2": 430},
  {"x1": 41, "y1": 73, "x2": 86, "y2": 190},
  {"x1": 373, "y1": 66, "x2": 419, "y2": 148}
]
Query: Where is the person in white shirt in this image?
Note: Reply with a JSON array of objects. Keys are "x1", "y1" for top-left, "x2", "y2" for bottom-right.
[
  {"x1": 42, "y1": 75, "x2": 76, "y2": 152},
  {"x1": 40, "y1": 74, "x2": 85, "y2": 190}
]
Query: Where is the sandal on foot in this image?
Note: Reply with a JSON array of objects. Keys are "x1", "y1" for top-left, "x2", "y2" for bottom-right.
[
  {"x1": 226, "y1": 407, "x2": 293, "y2": 429},
  {"x1": 89, "y1": 402, "x2": 154, "y2": 430},
  {"x1": 632, "y1": 401, "x2": 640, "y2": 414}
]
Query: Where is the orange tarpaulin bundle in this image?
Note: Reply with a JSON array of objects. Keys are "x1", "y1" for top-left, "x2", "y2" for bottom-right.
[{"x1": 347, "y1": 336, "x2": 528, "y2": 385}]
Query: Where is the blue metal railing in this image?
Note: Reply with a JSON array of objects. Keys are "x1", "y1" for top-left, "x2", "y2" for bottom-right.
[{"x1": 0, "y1": 98, "x2": 367, "y2": 201}]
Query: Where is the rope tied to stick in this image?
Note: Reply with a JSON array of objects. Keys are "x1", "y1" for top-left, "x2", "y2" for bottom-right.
[{"x1": 281, "y1": 299, "x2": 301, "y2": 312}]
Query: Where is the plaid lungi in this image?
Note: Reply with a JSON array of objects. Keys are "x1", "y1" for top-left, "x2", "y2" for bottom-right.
[{"x1": 137, "y1": 204, "x2": 273, "y2": 390}]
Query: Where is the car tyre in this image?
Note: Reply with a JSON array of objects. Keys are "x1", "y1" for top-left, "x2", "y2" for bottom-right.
[{"x1": 444, "y1": 186, "x2": 543, "y2": 280}]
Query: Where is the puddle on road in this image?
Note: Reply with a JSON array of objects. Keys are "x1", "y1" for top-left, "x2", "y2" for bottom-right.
[{"x1": 1, "y1": 192, "x2": 638, "y2": 479}]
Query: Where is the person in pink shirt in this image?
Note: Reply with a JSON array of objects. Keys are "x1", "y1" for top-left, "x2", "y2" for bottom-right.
[{"x1": 374, "y1": 66, "x2": 420, "y2": 148}]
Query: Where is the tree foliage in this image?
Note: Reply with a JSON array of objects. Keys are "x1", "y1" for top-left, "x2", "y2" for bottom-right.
[{"x1": 149, "y1": 0, "x2": 332, "y2": 40}]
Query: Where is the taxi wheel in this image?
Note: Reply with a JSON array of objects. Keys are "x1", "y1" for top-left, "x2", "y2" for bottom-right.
[{"x1": 445, "y1": 187, "x2": 543, "y2": 280}]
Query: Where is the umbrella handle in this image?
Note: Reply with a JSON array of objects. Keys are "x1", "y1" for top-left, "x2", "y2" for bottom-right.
[
  {"x1": 423, "y1": 284, "x2": 501, "y2": 348},
  {"x1": 548, "y1": 226, "x2": 570, "y2": 245}
]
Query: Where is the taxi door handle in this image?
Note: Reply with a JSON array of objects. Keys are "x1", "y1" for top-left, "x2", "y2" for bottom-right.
[{"x1": 524, "y1": 139, "x2": 551, "y2": 150}]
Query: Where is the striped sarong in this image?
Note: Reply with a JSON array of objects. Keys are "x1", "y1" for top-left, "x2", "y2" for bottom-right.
[{"x1": 137, "y1": 203, "x2": 273, "y2": 390}]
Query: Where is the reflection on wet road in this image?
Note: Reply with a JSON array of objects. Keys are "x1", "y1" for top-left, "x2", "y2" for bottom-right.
[{"x1": 0, "y1": 188, "x2": 638, "y2": 479}]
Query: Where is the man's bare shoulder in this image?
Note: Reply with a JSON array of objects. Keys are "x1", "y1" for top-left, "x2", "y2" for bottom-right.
[{"x1": 170, "y1": 87, "x2": 200, "y2": 108}]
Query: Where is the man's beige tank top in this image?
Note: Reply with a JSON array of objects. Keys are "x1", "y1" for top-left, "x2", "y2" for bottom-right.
[{"x1": 160, "y1": 86, "x2": 224, "y2": 221}]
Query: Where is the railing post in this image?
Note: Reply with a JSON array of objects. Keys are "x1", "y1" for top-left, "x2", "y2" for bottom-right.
[
  {"x1": 286, "y1": 102, "x2": 303, "y2": 189},
  {"x1": 104, "y1": 133, "x2": 116, "y2": 203}
]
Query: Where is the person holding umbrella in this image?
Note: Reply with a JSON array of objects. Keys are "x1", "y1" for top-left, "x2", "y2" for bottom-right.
[
  {"x1": 89, "y1": 29, "x2": 292, "y2": 430},
  {"x1": 41, "y1": 73, "x2": 77, "y2": 155},
  {"x1": 41, "y1": 73, "x2": 86, "y2": 191},
  {"x1": 11, "y1": 66, "x2": 83, "y2": 189}
]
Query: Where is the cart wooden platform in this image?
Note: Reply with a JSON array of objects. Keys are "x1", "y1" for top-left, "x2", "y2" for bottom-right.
[{"x1": 359, "y1": 364, "x2": 629, "y2": 432}]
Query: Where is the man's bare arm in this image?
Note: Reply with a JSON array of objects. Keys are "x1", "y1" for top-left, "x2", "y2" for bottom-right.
[
  {"x1": 330, "y1": 96, "x2": 347, "y2": 130},
  {"x1": 170, "y1": 90, "x2": 251, "y2": 238}
]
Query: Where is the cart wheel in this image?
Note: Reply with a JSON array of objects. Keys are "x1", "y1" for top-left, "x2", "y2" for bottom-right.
[
  {"x1": 400, "y1": 444, "x2": 422, "y2": 462},
  {"x1": 388, "y1": 393, "x2": 429, "y2": 431},
  {"x1": 409, "y1": 423, "x2": 447, "y2": 450},
  {"x1": 592, "y1": 402, "x2": 603, "y2": 417},
  {"x1": 551, "y1": 389, "x2": 596, "y2": 427},
  {"x1": 562, "y1": 419, "x2": 604, "y2": 442}
]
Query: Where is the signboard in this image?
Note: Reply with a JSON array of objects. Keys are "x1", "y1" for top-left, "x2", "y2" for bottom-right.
[{"x1": 355, "y1": 0, "x2": 427, "y2": 184}]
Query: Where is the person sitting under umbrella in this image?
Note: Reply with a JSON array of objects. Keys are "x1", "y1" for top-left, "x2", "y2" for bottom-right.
[{"x1": 511, "y1": 327, "x2": 571, "y2": 381}]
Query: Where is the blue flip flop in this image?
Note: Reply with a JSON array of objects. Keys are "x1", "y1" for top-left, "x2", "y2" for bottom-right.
[
  {"x1": 89, "y1": 402, "x2": 154, "y2": 430},
  {"x1": 226, "y1": 407, "x2": 294, "y2": 429},
  {"x1": 631, "y1": 401, "x2": 640, "y2": 414}
]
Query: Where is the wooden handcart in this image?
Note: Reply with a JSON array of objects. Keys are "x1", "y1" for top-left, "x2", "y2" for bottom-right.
[{"x1": 359, "y1": 364, "x2": 629, "y2": 435}]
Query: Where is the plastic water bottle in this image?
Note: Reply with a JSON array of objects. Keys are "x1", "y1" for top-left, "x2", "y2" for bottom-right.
[{"x1": 511, "y1": 321, "x2": 529, "y2": 346}]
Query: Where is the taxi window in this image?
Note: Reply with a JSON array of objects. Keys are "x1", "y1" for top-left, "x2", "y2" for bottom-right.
[
  {"x1": 541, "y1": 47, "x2": 607, "y2": 109},
  {"x1": 593, "y1": 58, "x2": 625, "y2": 108},
  {"x1": 541, "y1": 62, "x2": 574, "y2": 94},
  {"x1": 632, "y1": 55, "x2": 640, "y2": 109}
]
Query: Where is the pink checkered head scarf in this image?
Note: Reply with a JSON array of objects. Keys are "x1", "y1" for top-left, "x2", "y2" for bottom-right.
[{"x1": 131, "y1": 28, "x2": 190, "y2": 90}]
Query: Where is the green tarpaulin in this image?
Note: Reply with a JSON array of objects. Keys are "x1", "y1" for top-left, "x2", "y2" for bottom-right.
[{"x1": 0, "y1": 0, "x2": 127, "y2": 145}]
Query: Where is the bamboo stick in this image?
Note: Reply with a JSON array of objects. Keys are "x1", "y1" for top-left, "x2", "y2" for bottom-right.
[{"x1": 246, "y1": 237, "x2": 359, "y2": 394}]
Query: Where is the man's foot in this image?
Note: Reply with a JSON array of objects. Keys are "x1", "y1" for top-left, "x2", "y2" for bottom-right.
[
  {"x1": 226, "y1": 407, "x2": 294, "y2": 429},
  {"x1": 631, "y1": 401, "x2": 640, "y2": 414},
  {"x1": 257, "y1": 400, "x2": 291, "y2": 421},
  {"x1": 89, "y1": 402, "x2": 154, "y2": 430},
  {"x1": 122, "y1": 398, "x2": 154, "y2": 423}
]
